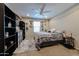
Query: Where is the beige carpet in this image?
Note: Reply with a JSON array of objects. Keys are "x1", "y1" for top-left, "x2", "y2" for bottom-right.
[{"x1": 13, "y1": 39, "x2": 79, "y2": 56}]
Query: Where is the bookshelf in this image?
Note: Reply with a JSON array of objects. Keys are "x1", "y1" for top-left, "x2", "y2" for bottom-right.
[{"x1": 0, "y1": 3, "x2": 18, "y2": 56}]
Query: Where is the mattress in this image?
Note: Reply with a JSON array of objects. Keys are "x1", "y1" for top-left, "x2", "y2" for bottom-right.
[
  {"x1": 34, "y1": 31, "x2": 63, "y2": 44},
  {"x1": 34, "y1": 32, "x2": 52, "y2": 37}
]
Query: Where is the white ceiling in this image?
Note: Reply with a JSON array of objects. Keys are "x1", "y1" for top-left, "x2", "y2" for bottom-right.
[{"x1": 5, "y1": 3, "x2": 76, "y2": 19}]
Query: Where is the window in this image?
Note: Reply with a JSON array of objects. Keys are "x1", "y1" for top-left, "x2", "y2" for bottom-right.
[{"x1": 33, "y1": 21, "x2": 40, "y2": 32}]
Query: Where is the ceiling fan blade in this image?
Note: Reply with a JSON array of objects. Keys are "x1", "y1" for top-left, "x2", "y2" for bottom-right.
[
  {"x1": 43, "y1": 10, "x2": 52, "y2": 13},
  {"x1": 40, "y1": 4, "x2": 46, "y2": 15}
]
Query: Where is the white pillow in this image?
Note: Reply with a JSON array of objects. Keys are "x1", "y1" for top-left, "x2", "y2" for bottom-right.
[{"x1": 50, "y1": 28, "x2": 56, "y2": 33}]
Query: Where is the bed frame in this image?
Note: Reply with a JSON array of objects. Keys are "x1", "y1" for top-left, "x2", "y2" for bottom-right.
[
  {"x1": 35, "y1": 33, "x2": 75, "y2": 51},
  {"x1": 35, "y1": 36, "x2": 63, "y2": 51}
]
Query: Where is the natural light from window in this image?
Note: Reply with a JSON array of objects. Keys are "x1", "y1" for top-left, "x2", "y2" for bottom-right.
[{"x1": 33, "y1": 21, "x2": 40, "y2": 32}]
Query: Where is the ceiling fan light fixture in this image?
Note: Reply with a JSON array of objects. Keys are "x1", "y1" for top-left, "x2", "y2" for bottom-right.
[{"x1": 26, "y1": 13, "x2": 30, "y2": 17}]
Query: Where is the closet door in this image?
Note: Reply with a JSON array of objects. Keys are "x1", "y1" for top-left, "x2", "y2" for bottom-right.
[{"x1": 19, "y1": 21, "x2": 25, "y2": 40}]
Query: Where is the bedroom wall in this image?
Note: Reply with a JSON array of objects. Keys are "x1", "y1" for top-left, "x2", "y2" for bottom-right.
[
  {"x1": 22, "y1": 18, "x2": 50, "y2": 40},
  {"x1": 49, "y1": 5, "x2": 79, "y2": 50},
  {"x1": 41, "y1": 20, "x2": 50, "y2": 32},
  {"x1": 21, "y1": 18, "x2": 34, "y2": 40}
]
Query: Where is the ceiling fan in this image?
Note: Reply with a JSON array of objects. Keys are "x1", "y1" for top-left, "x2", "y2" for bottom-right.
[
  {"x1": 39, "y1": 4, "x2": 52, "y2": 15},
  {"x1": 32, "y1": 4, "x2": 52, "y2": 15}
]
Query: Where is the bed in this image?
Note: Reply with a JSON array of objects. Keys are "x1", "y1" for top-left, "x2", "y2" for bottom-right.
[{"x1": 34, "y1": 31, "x2": 63, "y2": 51}]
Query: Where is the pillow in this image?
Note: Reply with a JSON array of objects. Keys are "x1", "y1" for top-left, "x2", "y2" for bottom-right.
[{"x1": 50, "y1": 28, "x2": 56, "y2": 33}]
